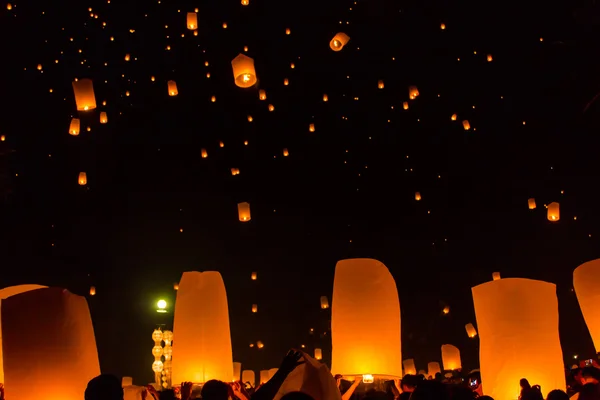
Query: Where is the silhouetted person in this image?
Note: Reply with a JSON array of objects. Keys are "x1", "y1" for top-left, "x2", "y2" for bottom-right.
[
  {"x1": 85, "y1": 375, "x2": 124, "y2": 400},
  {"x1": 410, "y1": 380, "x2": 450, "y2": 400},
  {"x1": 577, "y1": 383, "x2": 600, "y2": 400},
  {"x1": 399, "y1": 375, "x2": 418, "y2": 400},
  {"x1": 547, "y1": 390, "x2": 569, "y2": 400},
  {"x1": 449, "y1": 385, "x2": 476, "y2": 400},
  {"x1": 201, "y1": 380, "x2": 230, "y2": 400},
  {"x1": 521, "y1": 386, "x2": 543, "y2": 400}
]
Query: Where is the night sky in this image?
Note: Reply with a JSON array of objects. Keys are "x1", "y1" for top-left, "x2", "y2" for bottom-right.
[{"x1": 1, "y1": 0, "x2": 600, "y2": 386}]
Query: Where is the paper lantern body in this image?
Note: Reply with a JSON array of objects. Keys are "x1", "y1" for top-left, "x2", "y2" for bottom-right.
[
  {"x1": 547, "y1": 202, "x2": 560, "y2": 221},
  {"x1": 238, "y1": 202, "x2": 251, "y2": 221},
  {"x1": 427, "y1": 362, "x2": 441, "y2": 378},
  {"x1": 331, "y1": 258, "x2": 402, "y2": 378},
  {"x1": 472, "y1": 278, "x2": 565, "y2": 400},
  {"x1": 403, "y1": 359, "x2": 416, "y2": 375},
  {"x1": 167, "y1": 80, "x2": 178, "y2": 96},
  {"x1": 462, "y1": 120, "x2": 471, "y2": 130},
  {"x1": 233, "y1": 362, "x2": 242, "y2": 382},
  {"x1": 172, "y1": 271, "x2": 234, "y2": 383},
  {"x1": 78, "y1": 172, "x2": 87, "y2": 186},
  {"x1": 409, "y1": 86, "x2": 419, "y2": 99},
  {"x1": 273, "y1": 352, "x2": 341, "y2": 400},
  {"x1": 329, "y1": 33, "x2": 350, "y2": 51},
  {"x1": 465, "y1": 323, "x2": 477, "y2": 338},
  {"x1": 242, "y1": 370, "x2": 255, "y2": 387},
  {"x1": 122, "y1": 377, "x2": 133, "y2": 387},
  {"x1": 574, "y1": 259, "x2": 600, "y2": 352},
  {"x1": 99, "y1": 112, "x2": 108, "y2": 124},
  {"x1": 441, "y1": 344, "x2": 461, "y2": 370},
  {"x1": 231, "y1": 54, "x2": 257, "y2": 88},
  {"x1": 260, "y1": 370, "x2": 270, "y2": 384},
  {"x1": 528, "y1": 198, "x2": 536, "y2": 210},
  {"x1": 0, "y1": 285, "x2": 47, "y2": 384},
  {"x1": 492, "y1": 272, "x2": 501, "y2": 281},
  {"x1": 2, "y1": 287, "x2": 100, "y2": 400},
  {"x1": 186, "y1": 13, "x2": 197, "y2": 30},
  {"x1": 314, "y1": 348, "x2": 322, "y2": 360},
  {"x1": 69, "y1": 118, "x2": 80, "y2": 135},
  {"x1": 72, "y1": 79, "x2": 97, "y2": 111},
  {"x1": 320, "y1": 296, "x2": 329, "y2": 309}
]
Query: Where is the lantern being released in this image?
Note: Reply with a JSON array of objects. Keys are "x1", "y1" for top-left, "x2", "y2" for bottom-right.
[
  {"x1": 314, "y1": 349, "x2": 323, "y2": 360},
  {"x1": 171, "y1": 271, "x2": 234, "y2": 383},
  {"x1": 331, "y1": 258, "x2": 402, "y2": 378},
  {"x1": 2, "y1": 288, "x2": 100, "y2": 400},
  {"x1": 427, "y1": 362, "x2": 441, "y2": 378},
  {"x1": 441, "y1": 344, "x2": 461, "y2": 371},
  {"x1": 238, "y1": 202, "x2": 251, "y2": 222},
  {"x1": 72, "y1": 79, "x2": 97, "y2": 111},
  {"x1": 231, "y1": 54, "x2": 257, "y2": 88},
  {"x1": 403, "y1": 359, "x2": 417, "y2": 375},
  {"x1": 465, "y1": 323, "x2": 477, "y2": 338},
  {"x1": 330, "y1": 33, "x2": 350, "y2": 51},
  {"x1": 574, "y1": 259, "x2": 600, "y2": 353},
  {"x1": 186, "y1": 13, "x2": 197, "y2": 30},
  {"x1": 547, "y1": 202, "x2": 560, "y2": 221},
  {"x1": 320, "y1": 296, "x2": 329, "y2": 309},
  {"x1": 167, "y1": 81, "x2": 178, "y2": 96},
  {"x1": 472, "y1": 278, "x2": 566, "y2": 400},
  {"x1": 233, "y1": 362, "x2": 242, "y2": 382}
]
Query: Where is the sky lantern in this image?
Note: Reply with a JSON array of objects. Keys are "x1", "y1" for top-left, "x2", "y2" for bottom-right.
[
  {"x1": 331, "y1": 258, "x2": 402, "y2": 378},
  {"x1": 78, "y1": 172, "x2": 87, "y2": 186},
  {"x1": 172, "y1": 271, "x2": 234, "y2": 383},
  {"x1": 320, "y1": 296, "x2": 329, "y2": 309},
  {"x1": 69, "y1": 118, "x2": 80, "y2": 135},
  {"x1": 465, "y1": 323, "x2": 477, "y2": 338},
  {"x1": 427, "y1": 362, "x2": 441, "y2": 378},
  {"x1": 99, "y1": 112, "x2": 108, "y2": 124},
  {"x1": 2, "y1": 288, "x2": 100, "y2": 400},
  {"x1": 472, "y1": 278, "x2": 566, "y2": 400},
  {"x1": 256, "y1": 341, "x2": 264, "y2": 349},
  {"x1": 441, "y1": 344, "x2": 461, "y2": 371},
  {"x1": 252, "y1": 304, "x2": 258, "y2": 313},
  {"x1": 309, "y1": 123, "x2": 315, "y2": 132},
  {"x1": 314, "y1": 348, "x2": 323, "y2": 360},
  {"x1": 201, "y1": 149, "x2": 208, "y2": 158},
  {"x1": 451, "y1": 113, "x2": 457, "y2": 121},
  {"x1": 242, "y1": 370, "x2": 255, "y2": 387},
  {"x1": 403, "y1": 102, "x2": 409, "y2": 110},
  {"x1": 415, "y1": 192, "x2": 421, "y2": 201},
  {"x1": 231, "y1": 54, "x2": 257, "y2": 88},
  {"x1": 231, "y1": 168, "x2": 240, "y2": 176},
  {"x1": 403, "y1": 359, "x2": 416, "y2": 375},
  {"x1": 0, "y1": 285, "x2": 47, "y2": 384},
  {"x1": 528, "y1": 198, "x2": 536, "y2": 209},
  {"x1": 283, "y1": 148, "x2": 289, "y2": 157},
  {"x1": 89, "y1": 286, "x2": 96, "y2": 296},
  {"x1": 378, "y1": 80, "x2": 384, "y2": 89},
  {"x1": 487, "y1": 54, "x2": 493, "y2": 62},
  {"x1": 251, "y1": 272, "x2": 257, "y2": 280},
  {"x1": 125, "y1": 54, "x2": 131, "y2": 61},
  {"x1": 442, "y1": 306, "x2": 450, "y2": 314},
  {"x1": 408, "y1": 86, "x2": 419, "y2": 99},
  {"x1": 186, "y1": 13, "x2": 197, "y2": 30},
  {"x1": 259, "y1": 89, "x2": 266, "y2": 100},
  {"x1": 330, "y1": 32, "x2": 350, "y2": 51},
  {"x1": 462, "y1": 120, "x2": 471, "y2": 130},
  {"x1": 238, "y1": 202, "x2": 251, "y2": 222},
  {"x1": 168, "y1": 80, "x2": 178, "y2": 96},
  {"x1": 573, "y1": 259, "x2": 600, "y2": 353},
  {"x1": 72, "y1": 79, "x2": 97, "y2": 111},
  {"x1": 492, "y1": 272, "x2": 501, "y2": 280},
  {"x1": 260, "y1": 370, "x2": 269, "y2": 384},
  {"x1": 323, "y1": 94, "x2": 329, "y2": 102},
  {"x1": 233, "y1": 362, "x2": 242, "y2": 382},
  {"x1": 547, "y1": 202, "x2": 559, "y2": 221}
]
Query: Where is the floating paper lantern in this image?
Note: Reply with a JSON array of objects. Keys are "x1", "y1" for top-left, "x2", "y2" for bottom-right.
[
  {"x1": 256, "y1": 341, "x2": 264, "y2": 349},
  {"x1": 427, "y1": 362, "x2": 441, "y2": 378},
  {"x1": 415, "y1": 192, "x2": 421, "y2": 201},
  {"x1": 168, "y1": 80, "x2": 178, "y2": 96},
  {"x1": 472, "y1": 278, "x2": 566, "y2": 400},
  {"x1": 231, "y1": 54, "x2": 257, "y2": 88},
  {"x1": 242, "y1": 370, "x2": 255, "y2": 387},
  {"x1": 233, "y1": 362, "x2": 242, "y2": 382},
  {"x1": 238, "y1": 202, "x2": 251, "y2": 222},
  {"x1": 309, "y1": 123, "x2": 315, "y2": 132},
  {"x1": 78, "y1": 172, "x2": 87, "y2": 186},
  {"x1": 378, "y1": 80, "x2": 384, "y2": 89},
  {"x1": 260, "y1": 370, "x2": 270, "y2": 384},
  {"x1": 331, "y1": 258, "x2": 402, "y2": 378},
  {"x1": 487, "y1": 54, "x2": 493, "y2": 62},
  {"x1": 89, "y1": 286, "x2": 96, "y2": 296},
  {"x1": 283, "y1": 148, "x2": 289, "y2": 157},
  {"x1": 442, "y1": 306, "x2": 450, "y2": 314},
  {"x1": 462, "y1": 120, "x2": 471, "y2": 130},
  {"x1": 320, "y1": 296, "x2": 329, "y2": 309},
  {"x1": 403, "y1": 102, "x2": 409, "y2": 110},
  {"x1": 2, "y1": 288, "x2": 100, "y2": 400},
  {"x1": 409, "y1": 86, "x2": 419, "y2": 99},
  {"x1": 441, "y1": 344, "x2": 461, "y2": 371},
  {"x1": 259, "y1": 90, "x2": 267, "y2": 100},
  {"x1": 201, "y1": 149, "x2": 208, "y2": 158},
  {"x1": 285, "y1": 28, "x2": 291, "y2": 35},
  {"x1": 314, "y1": 348, "x2": 322, "y2": 360},
  {"x1": 440, "y1": 23, "x2": 446, "y2": 30},
  {"x1": 547, "y1": 202, "x2": 559, "y2": 221},
  {"x1": 187, "y1": 13, "x2": 197, "y2": 30},
  {"x1": 492, "y1": 272, "x2": 501, "y2": 281},
  {"x1": 451, "y1": 114, "x2": 457, "y2": 121},
  {"x1": 323, "y1": 94, "x2": 328, "y2": 102},
  {"x1": 122, "y1": 377, "x2": 133, "y2": 387},
  {"x1": 251, "y1": 272, "x2": 257, "y2": 280},
  {"x1": 283, "y1": 78, "x2": 289, "y2": 86},
  {"x1": 528, "y1": 198, "x2": 536, "y2": 210},
  {"x1": 72, "y1": 79, "x2": 97, "y2": 111},
  {"x1": 69, "y1": 118, "x2": 80, "y2": 135},
  {"x1": 268, "y1": 104, "x2": 274, "y2": 111},
  {"x1": 100, "y1": 112, "x2": 108, "y2": 124},
  {"x1": 231, "y1": 168, "x2": 240, "y2": 176},
  {"x1": 465, "y1": 323, "x2": 477, "y2": 338},
  {"x1": 174, "y1": 283, "x2": 179, "y2": 290},
  {"x1": 330, "y1": 32, "x2": 350, "y2": 51},
  {"x1": 241, "y1": 0, "x2": 249, "y2": 5},
  {"x1": 574, "y1": 259, "x2": 600, "y2": 353},
  {"x1": 252, "y1": 304, "x2": 258, "y2": 313},
  {"x1": 171, "y1": 271, "x2": 234, "y2": 383},
  {"x1": 125, "y1": 54, "x2": 131, "y2": 61},
  {"x1": 403, "y1": 359, "x2": 416, "y2": 376}
]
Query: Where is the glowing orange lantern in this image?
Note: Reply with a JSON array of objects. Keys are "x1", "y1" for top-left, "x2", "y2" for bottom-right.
[
  {"x1": 69, "y1": 118, "x2": 80, "y2": 135},
  {"x1": 201, "y1": 149, "x2": 208, "y2": 158},
  {"x1": 403, "y1": 102, "x2": 409, "y2": 110},
  {"x1": 547, "y1": 202, "x2": 559, "y2": 221},
  {"x1": 168, "y1": 80, "x2": 178, "y2": 96},
  {"x1": 462, "y1": 120, "x2": 471, "y2": 130},
  {"x1": 78, "y1": 172, "x2": 87, "y2": 186},
  {"x1": 451, "y1": 114, "x2": 457, "y2": 121},
  {"x1": 231, "y1": 54, "x2": 257, "y2": 88},
  {"x1": 99, "y1": 112, "x2": 107, "y2": 124},
  {"x1": 242, "y1": 370, "x2": 255, "y2": 387},
  {"x1": 251, "y1": 272, "x2": 257, "y2": 280},
  {"x1": 409, "y1": 86, "x2": 419, "y2": 99},
  {"x1": 574, "y1": 259, "x2": 600, "y2": 353},
  {"x1": 309, "y1": 123, "x2": 315, "y2": 132},
  {"x1": 251, "y1": 304, "x2": 257, "y2": 313},
  {"x1": 283, "y1": 148, "x2": 289, "y2": 157},
  {"x1": 465, "y1": 323, "x2": 477, "y2": 338},
  {"x1": 528, "y1": 198, "x2": 536, "y2": 210},
  {"x1": 441, "y1": 344, "x2": 461, "y2": 371},
  {"x1": 403, "y1": 359, "x2": 416, "y2": 375},
  {"x1": 492, "y1": 272, "x2": 501, "y2": 281},
  {"x1": 320, "y1": 296, "x2": 329, "y2": 309},
  {"x1": 330, "y1": 33, "x2": 350, "y2": 51},
  {"x1": 487, "y1": 54, "x2": 493, "y2": 62},
  {"x1": 89, "y1": 286, "x2": 96, "y2": 296},
  {"x1": 314, "y1": 349, "x2": 323, "y2": 360},
  {"x1": 260, "y1": 370, "x2": 269, "y2": 384},
  {"x1": 233, "y1": 362, "x2": 242, "y2": 382},
  {"x1": 72, "y1": 79, "x2": 97, "y2": 111},
  {"x1": 472, "y1": 278, "x2": 566, "y2": 399},
  {"x1": 187, "y1": 13, "x2": 197, "y2": 30},
  {"x1": 238, "y1": 202, "x2": 251, "y2": 222},
  {"x1": 378, "y1": 80, "x2": 384, "y2": 89},
  {"x1": 415, "y1": 192, "x2": 421, "y2": 201},
  {"x1": 259, "y1": 90, "x2": 266, "y2": 100},
  {"x1": 427, "y1": 362, "x2": 441, "y2": 378}
]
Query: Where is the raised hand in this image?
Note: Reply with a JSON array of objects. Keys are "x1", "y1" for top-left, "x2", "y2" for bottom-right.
[
  {"x1": 181, "y1": 382, "x2": 193, "y2": 400},
  {"x1": 230, "y1": 381, "x2": 250, "y2": 400},
  {"x1": 279, "y1": 349, "x2": 305, "y2": 374}
]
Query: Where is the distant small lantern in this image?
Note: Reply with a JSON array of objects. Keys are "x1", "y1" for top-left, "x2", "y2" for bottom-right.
[
  {"x1": 259, "y1": 90, "x2": 267, "y2": 100},
  {"x1": 323, "y1": 94, "x2": 329, "y2": 102},
  {"x1": 285, "y1": 28, "x2": 291, "y2": 35},
  {"x1": 462, "y1": 120, "x2": 471, "y2": 130},
  {"x1": 442, "y1": 306, "x2": 450, "y2": 314},
  {"x1": 125, "y1": 54, "x2": 131, "y2": 62},
  {"x1": 252, "y1": 304, "x2": 258, "y2": 313},
  {"x1": 247, "y1": 115, "x2": 253, "y2": 122},
  {"x1": 78, "y1": 172, "x2": 87, "y2": 186},
  {"x1": 231, "y1": 54, "x2": 257, "y2": 88},
  {"x1": 492, "y1": 272, "x2": 501, "y2": 281},
  {"x1": 403, "y1": 102, "x2": 409, "y2": 110},
  {"x1": 231, "y1": 168, "x2": 240, "y2": 176},
  {"x1": 173, "y1": 283, "x2": 179, "y2": 290},
  {"x1": 219, "y1": 141, "x2": 225, "y2": 148},
  {"x1": 547, "y1": 202, "x2": 560, "y2": 222},
  {"x1": 69, "y1": 118, "x2": 81, "y2": 135},
  {"x1": 378, "y1": 80, "x2": 384, "y2": 89},
  {"x1": 330, "y1": 32, "x2": 350, "y2": 51},
  {"x1": 241, "y1": 0, "x2": 249, "y2": 5},
  {"x1": 187, "y1": 12, "x2": 198, "y2": 30},
  {"x1": 415, "y1": 192, "x2": 421, "y2": 201},
  {"x1": 465, "y1": 323, "x2": 477, "y2": 338},
  {"x1": 211, "y1": 95, "x2": 216, "y2": 102},
  {"x1": 451, "y1": 114, "x2": 457, "y2": 121},
  {"x1": 528, "y1": 198, "x2": 536, "y2": 210},
  {"x1": 238, "y1": 202, "x2": 251, "y2": 222},
  {"x1": 201, "y1": 149, "x2": 208, "y2": 158},
  {"x1": 99, "y1": 112, "x2": 108, "y2": 124},
  {"x1": 89, "y1": 286, "x2": 96, "y2": 296},
  {"x1": 440, "y1": 23, "x2": 446, "y2": 30},
  {"x1": 72, "y1": 79, "x2": 97, "y2": 111},
  {"x1": 314, "y1": 348, "x2": 323, "y2": 360},
  {"x1": 320, "y1": 296, "x2": 329, "y2": 309},
  {"x1": 409, "y1": 86, "x2": 419, "y2": 99},
  {"x1": 283, "y1": 78, "x2": 289, "y2": 86},
  {"x1": 309, "y1": 123, "x2": 315, "y2": 132},
  {"x1": 167, "y1": 80, "x2": 178, "y2": 96},
  {"x1": 487, "y1": 54, "x2": 493, "y2": 62},
  {"x1": 251, "y1": 272, "x2": 257, "y2": 280},
  {"x1": 283, "y1": 148, "x2": 289, "y2": 157},
  {"x1": 256, "y1": 341, "x2": 264, "y2": 349},
  {"x1": 268, "y1": 104, "x2": 274, "y2": 111}
]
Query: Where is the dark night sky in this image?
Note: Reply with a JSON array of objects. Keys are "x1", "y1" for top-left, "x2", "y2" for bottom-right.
[{"x1": 1, "y1": 0, "x2": 600, "y2": 386}]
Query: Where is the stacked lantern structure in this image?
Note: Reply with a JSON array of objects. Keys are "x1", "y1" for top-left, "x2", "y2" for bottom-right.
[
  {"x1": 163, "y1": 330, "x2": 173, "y2": 388},
  {"x1": 152, "y1": 329, "x2": 164, "y2": 386}
]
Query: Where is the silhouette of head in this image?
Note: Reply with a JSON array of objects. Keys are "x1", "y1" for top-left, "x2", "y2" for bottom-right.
[
  {"x1": 85, "y1": 374, "x2": 124, "y2": 400},
  {"x1": 410, "y1": 380, "x2": 450, "y2": 400},
  {"x1": 201, "y1": 380, "x2": 230, "y2": 400},
  {"x1": 546, "y1": 389, "x2": 569, "y2": 400}
]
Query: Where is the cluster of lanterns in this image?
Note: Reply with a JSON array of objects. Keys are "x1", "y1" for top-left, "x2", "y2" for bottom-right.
[{"x1": 151, "y1": 329, "x2": 173, "y2": 388}]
